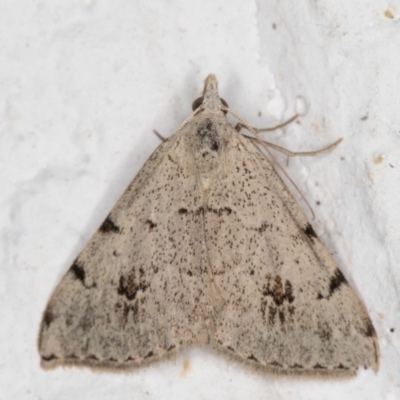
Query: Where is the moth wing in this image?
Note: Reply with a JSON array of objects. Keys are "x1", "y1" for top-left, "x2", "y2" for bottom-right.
[
  {"x1": 38, "y1": 130, "x2": 212, "y2": 369},
  {"x1": 208, "y1": 127, "x2": 379, "y2": 375}
]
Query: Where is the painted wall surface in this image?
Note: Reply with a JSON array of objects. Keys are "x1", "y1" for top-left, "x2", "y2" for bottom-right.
[{"x1": 0, "y1": 1, "x2": 399, "y2": 399}]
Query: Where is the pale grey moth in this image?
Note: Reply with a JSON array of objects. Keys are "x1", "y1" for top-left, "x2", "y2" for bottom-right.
[{"x1": 38, "y1": 74, "x2": 379, "y2": 376}]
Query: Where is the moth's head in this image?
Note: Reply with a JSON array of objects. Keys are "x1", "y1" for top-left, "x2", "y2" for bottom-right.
[{"x1": 192, "y1": 74, "x2": 228, "y2": 114}]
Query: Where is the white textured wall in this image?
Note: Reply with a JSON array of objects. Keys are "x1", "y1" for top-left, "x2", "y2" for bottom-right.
[{"x1": 1, "y1": 1, "x2": 399, "y2": 399}]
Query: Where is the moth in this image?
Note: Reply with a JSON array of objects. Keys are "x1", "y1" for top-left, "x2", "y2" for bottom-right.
[{"x1": 38, "y1": 75, "x2": 379, "y2": 376}]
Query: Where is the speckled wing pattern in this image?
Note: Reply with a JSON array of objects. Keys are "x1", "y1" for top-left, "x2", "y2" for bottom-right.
[
  {"x1": 38, "y1": 75, "x2": 379, "y2": 376},
  {"x1": 205, "y1": 127, "x2": 379, "y2": 374},
  {"x1": 38, "y1": 130, "x2": 214, "y2": 369}
]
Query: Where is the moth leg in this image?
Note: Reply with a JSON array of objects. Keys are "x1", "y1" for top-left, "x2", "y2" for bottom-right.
[
  {"x1": 153, "y1": 129, "x2": 167, "y2": 142},
  {"x1": 245, "y1": 137, "x2": 343, "y2": 158},
  {"x1": 235, "y1": 113, "x2": 342, "y2": 159},
  {"x1": 234, "y1": 114, "x2": 298, "y2": 134}
]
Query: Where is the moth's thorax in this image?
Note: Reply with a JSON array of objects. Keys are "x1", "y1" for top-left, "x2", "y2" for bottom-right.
[{"x1": 187, "y1": 112, "x2": 230, "y2": 191}]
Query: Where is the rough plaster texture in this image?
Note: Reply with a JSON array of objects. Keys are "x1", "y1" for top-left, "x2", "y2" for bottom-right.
[{"x1": 0, "y1": 1, "x2": 399, "y2": 399}]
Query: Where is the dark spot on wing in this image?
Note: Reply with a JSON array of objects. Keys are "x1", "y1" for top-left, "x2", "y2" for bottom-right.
[
  {"x1": 262, "y1": 275, "x2": 295, "y2": 306},
  {"x1": 131, "y1": 301, "x2": 139, "y2": 319},
  {"x1": 262, "y1": 276, "x2": 295, "y2": 327},
  {"x1": 116, "y1": 300, "x2": 139, "y2": 326},
  {"x1": 145, "y1": 219, "x2": 157, "y2": 230},
  {"x1": 285, "y1": 281, "x2": 295, "y2": 303},
  {"x1": 196, "y1": 206, "x2": 204, "y2": 216},
  {"x1": 144, "y1": 351, "x2": 154, "y2": 359},
  {"x1": 78, "y1": 313, "x2": 95, "y2": 332},
  {"x1": 100, "y1": 216, "x2": 120, "y2": 233},
  {"x1": 42, "y1": 354, "x2": 58, "y2": 362},
  {"x1": 43, "y1": 309, "x2": 54, "y2": 328},
  {"x1": 329, "y1": 269, "x2": 347, "y2": 297},
  {"x1": 291, "y1": 363, "x2": 304, "y2": 369},
  {"x1": 70, "y1": 259, "x2": 96, "y2": 289},
  {"x1": 278, "y1": 310, "x2": 285, "y2": 324},
  {"x1": 304, "y1": 223, "x2": 318, "y2": 240},
  {"x1": 183, "y1": 206, "x2": 234, "y2": 217},
  {"x1": 268, "y1": 305, "x2": 276, "y2": 326},
  {"x1": 313, "y1": 363, "x2": 327, "y2": 369},
  {"x1": 268, "y1": 361, "x2": 283, "y2": 368},
  {"x1": 207, "y1": 206, "x2": 233, "y2": 216},
  {"x1": 316, "y1": 269, "x2": 348, "y2": 300},
  {"x1": 363, "y1": 319, "x2": 376, "y2": 337},
  {"x1": 247, "y1": 354, "x2": 259, "y2": 362},
  {"x1": 118, "y1": 267, "x2": 149, "y2": 301},
  {"x1": 258, "y1": 222, "x2": 269, "y2": 233},
  {"x1": 317, "y1": 321, "x2": 332, "y2": 341},
  {"x1": 70, "y1": 260, "x2": 85, "y2": 284},
  {"x1": 167, "y1": 154, "x2": 177, "y2": 164}
]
